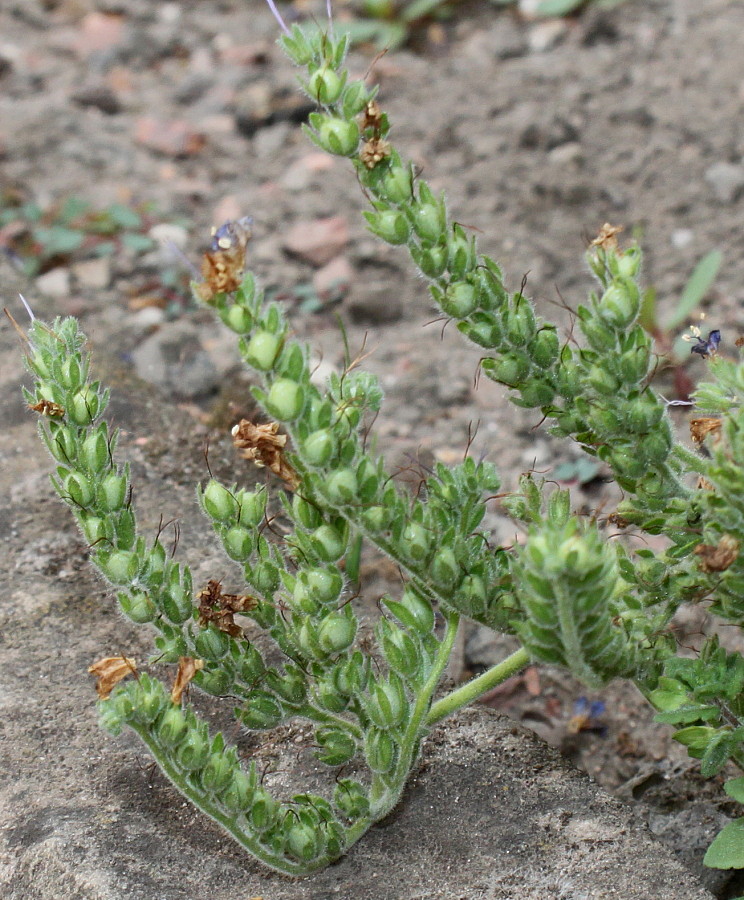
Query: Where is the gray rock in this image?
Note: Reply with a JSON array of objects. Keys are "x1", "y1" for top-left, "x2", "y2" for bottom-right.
[
  {"x1": 704, "y1": 161, "x2": 744, "y2": 203},
  {"x1": 131, "y1": 320, "x2": 220, "y2": 399}
]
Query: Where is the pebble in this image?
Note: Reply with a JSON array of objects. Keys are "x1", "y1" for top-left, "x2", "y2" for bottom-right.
[
  {"x1": 148, "y1": 222, "x2": 189, "y2": 251},
  {"x1": 704, "y1": 161, "x2": 744, "y2": 204},
  {"x1": 131, "y1": 320, "x2": 220, "y2": 399},
  {"x1": 70, "y1": 83, "x2": 122, "y2": 114},
  {"x1": 313, "y1": 256, "x2": 353, "y2": 302},
  {"x1": 345, "y1": 278, "x2": 404, "y2": 325},
  {"x1": 528, "y1": 20, "x2": 568, "y2": 53},
  {"x1": 671, "y1": 228, "x2": 694, "y2": 250},
  {"x1": 72, "y1": 257, "x2": 112, "y2": 290},
  {"x1": 282, "y1": 216, "x2": 349, "y2": 267},
  {"x1": 36, "y1": 267, "x2": 71, "y2": 298}
]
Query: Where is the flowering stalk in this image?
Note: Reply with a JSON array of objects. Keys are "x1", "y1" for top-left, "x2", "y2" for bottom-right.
[{"x1": 21, "y1": 14, "x2": 744, "y2": 875}]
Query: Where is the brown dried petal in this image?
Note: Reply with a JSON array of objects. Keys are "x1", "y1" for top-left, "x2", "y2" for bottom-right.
[
  {"x1": 29, "y1": 399, "x2": 65, "y2": 417},
  {"x1": 88, "y1": 656, "x2": 137, "y2": 699},
  {"x1": 196, "y1": 218, "x2": 252, "y2": 303},
  {"x1": 360, "y1": 138, "x2": 391, "y2": 170},
  {"x1": 735, "y1": 336, "x2": 744, "y2": 348},
  {"x1": 197, "y1": 579, "x2": 257, "y2": 638},
  {"x1": 171, "y1": 657, "x2": 204, "y2": 704},
  {"x1": 690, "y1": 417, "x2": 722, "y2": 444},
  {"x1": 231, "y1": 419, "x2": 300, "y2": 490},
  {"x1": 694, "y1": 534, "x2": 740, "y2": 573},
  {"x1": 696, "y1": 476, "x2": 715, "y2": 491},
  {"x1": 360, "y1": 100, "x2": 383, "y2": 131},
  {"x1": 591, "y1": 223, "x2": 624, "y2": 251}
]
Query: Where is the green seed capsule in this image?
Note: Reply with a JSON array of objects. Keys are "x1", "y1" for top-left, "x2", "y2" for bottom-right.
[
  {"x1": 98, "y1": 473, "x2": 128, "y2": 512},
  {"x1": 364, "y1": 209, "x2": 410, "y2": 245},
  {"x1": 202, "y1": 480, "x2": 237, "y2": 522},
  {"x1": 194, "y1": 626, "x2": 230, "y2": 661},
  {"x1": 431, "y1": 547, "x2": 459, "y2": 588},
  {"x1": 286, "y1": 820, "x2": 322, "y2": 862},
  {"x1": 315, "y1": 115, "x2": 360, "y2": 157},
  {"x1": 201, "y1": 752, "x2": 235, "y2": 793},
  {"x1": 250, "y1": 789, "x2": 280, "y2": 832},
  {"x1": 317, "y1": 612, "x2": 357, "y2": 656},
  {"x1": 363, "y1": 727, "x2": 397, "y2": 773},
  {"x1": 118, "y1": 590, "x2": 157, "y2": 624},
  {"x1": 307, "y1": 68, "x2": 344, "y2": 105},
  {"x1": 221, "y1": 769, "x2": 255, "y2": 814},
  {"x1": 325, "y1": 468, "x2": 358, "y2": 504},
  {"x1": 223, "y1": 304, "x2": 253, "y2": 334},
  {"x1": 65, "y1": 472, "x2": 94, "y2": 507},
  {"x1": 245, "y1": 331, "x2": 281, "y2": 371},
  {"x1": 266, "y1": 378, "x2": 305, "y2": 421},
  {"x1": 311, "y1": 524, "x2": 347, "y2": 562},
  {"x1": 333, "y1": 779, "x2": 369, "y2": 819},
  {"x1": 158, "y1": 706, "x2": 188, "y2": 748},
  {"x1": 302, "y1": 429, "x2": 335, "y2": 467},
  {"x1": 68, "y1": 389, "x2": 98, "y2": 426},
  {"x1": 223, "y1": 525, "x2": 252, "y2": 562},
  {"x1": 100, "y1": 549, "x2": 138, "y2": 585},
  {"x1": 315, "y1": 727, "x2": 357, "y2": 766},
  {"x1": 410, "y1": 200, "x2": 444, "y2": 243},
  {"x1": 441, "y1": 283, "x2": 478, "y2": 318},
  {"x1": 240, "y1": 691, "x2": 283, "y2": 730},
  {"x1": 175, "y1": 730, "x2": 210, "y2": 771},
  {"x1": 379, "y1": 165, "x2": 413, "y2": 204},
  {"x1": 400, "y1": 522, "x2": 431, "y2": 563}
]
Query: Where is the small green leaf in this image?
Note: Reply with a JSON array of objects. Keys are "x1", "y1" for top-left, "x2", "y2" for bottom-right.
[
  {"x1": 704, "y1": 817, "x2": 744, "y2": 869},
  {"x1": 665, "y1": 249, "x2": 723, "y2": 330},
  {"x1": 121, "y1": 232, "x2": 155, "y2": 253},
  {"x1": 536, "y1": 0, "x2": 585, "y2": 16},
  {"x1": 58, "y1": 196, "x2": 90, "y2": 224},
  {"x1": 725, "y1": 778, "x2": 744, "y2": 805},
  {"x1": 107, "y1": 203, "x2": 143, "y2": 230},
  {"x1": 33, "y1": 225, "x2": 85, "y2": 257}
]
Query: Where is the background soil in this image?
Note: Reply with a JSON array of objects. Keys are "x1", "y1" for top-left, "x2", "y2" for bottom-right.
[{"x1": 2, "y1": 0, "x2": 744, "y2": 895}]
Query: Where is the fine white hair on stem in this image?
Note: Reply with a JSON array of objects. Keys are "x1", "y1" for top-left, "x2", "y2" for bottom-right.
[
  {"x1": 265, "y1": 0, "x2": 290, "y2": 34},
  {"x1": 18, "y1": 293, "x2": 36, "y2": 322}
]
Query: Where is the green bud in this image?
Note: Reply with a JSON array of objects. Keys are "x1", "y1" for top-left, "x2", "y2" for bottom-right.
[
  {"x1": 362, "y1": 504, "x2": 392, "y2": 533},
  {"x1": 506, "y1": 302, "x2": 537, "y2": 346},
  {"x1": 65, "y1": 472, "x2": 94, "y2": 507},
  {"x1": 379, "y1": 165, "x2": 413, "y2": 204},
  {"x1": 363, "y1": 726, "x2": 397, "y2": 773},
  {"x1": 223, "y1": 525, "x2": 252, "y2": 562},
  {"x1": 333, "y1": 779, "x2": 369, "y2": 819},
  {"x1": 314, "y1": 114, "x2": 360, "y2": 156},
  {"x1": 587, "y1": 365, "x2": 620, "y2": 396},
  {"x1": 556, "y1": 361, "x2": 581, "y2": 400},
  {"x1": 240, "y1": 691, "x2": 283, "y2": 730},
  {"x1": 618, "y1": 344, "x2": 651, "y2": 385},
  {"x1": 202, "y1": 480, "x2": 237, "y2": 522},
  {"x1": 431, "y1": 547, "x2": 459, "y2": 588},
  {"x1": 57, "y1": 355, "x2": 82, "y2": 391},
  {"x1": 366, "y1": 674, "x2": 407, "y2": 728},
  {"x1": 80, "y1": 515, "x2": 107, "y2": 546},
  {"x1": 118, "y1": 590, "x2": 157, "y2": 624},
  {"x1": 175, "y1": 730, "x2": 210, "y2": 771},
  {"x1": 441, "y1": 283, "x2": 478, "y2": 319},
  {"x1": 340, "y1": 80, "x2": 369, "y2": 118},
  {"x1": 237, "y1": 489, "x2": 266, "y2": 528},
  {"x1": 317, "y1": 612, "x2": 357, "y2": 656},
  {"x1": 161, "y1": 587, "x2": 194, "y2": 625},
  {"x1": 201, "y1": 751, "x2": 235, "y2": 793},
  {"x1": 325, "y1": 468, "x2": 358, "y2": 504},
  {"x1": 239, "y1": 644, "x2": 265, "y2": 683},
  {"x1": 530, "y1": 329, "x2": 560, "y2": 368},
  {"x1": 598, "y1": 282, "x2": 640, "y2": 329},
  {"x1": 48, "y1": 424, "x2": 77, "y2": 464},
  {"x1": 136, "y1": 680, "x2": 166, "y2": 724},
  {"x1": 517, "y1": 377, "x2": 555, "y2": 408},
  {"x1": 579, "y1": 316, "x2": 617, "y2": 353},
  {"x1": 265, "y1": 669, "x2": 307, "y2": 706},
  {"x1": 307, "y1": 68, "x2": 344, "y2": 105},
  {"x1": 99, "y1": 549, "x2": 138, "y2": 585},
  {"x1": 607, "y1": 445, "x2": 646, "y2": 479},
  {"x1": 305, "y1": 567, "x2": 344, "y2": 604},
  {"x1": 625, "y1": 397, "x2": 664, "y2": 433},
  {"x1": 245, "y1": 331, "x2": 281, "y2": 371},
  {"x1": 223, "y1": 304, "x2": 253, "y2": 334},
  {"x1": 68, "y1": 389, "x2": 99, "y2": 426},
  {"x1": 98, "y1": 473, "x2": 128, "y2": 512},
  {"x1": 458, "y1": 316, "x2": 501, "y2": 349},
  {"x1": 458, "y1": 574, "x2": 488, "y2": 618},
  {"x1": 194, "y1": 626, "x2": 230, "y2": 661},
  {"x1": 196, "y1": 667, "x2": 233, "y2": 696},
  {"x1": 380, "y1": 623, "x2": 420, "y2": 678},
  {"x1": 302, "y1": 429, "x2": 335, "y2": 467},
  {"x1": 315, "y1": 675, "x2": 349, "y2": 713},
  {"x1": 315, "y1": 727, "x2": 357, "y2": 766},
  {"x1": 266, "y1": 378, "x2": 305, "y2": 421},
  {"x1": 363, "y1": 209, "x2": 410, "y2": 245},
  {"x1": 286, "y1": 819, "x2": 322, "y2": 862},
  {"x1": 410, "y1": 200, "x2": 444, "y2": 243},
  {"x1": 412, "y1": 243, "x2": 448, "y2": 279},
  {"x1": 399, "y1": 587, "x2": 436, "y2": 634},
  {"x1": 249, "y1": 561, "x2": 280, "y2": 595},
  {"x1": 447, "y1": 227, "x2": 476, "y2": 279},
  {"x1": 638, "y1": 428, "x2": 672, "y2": 465},
  {"x1": 158, "y1": 706, "x2": 188, "y2": 748},
  {"x1": 250, "y1": 789, "x2": 280, "y2": 832},
  {"x1": 221, "y1": 769, "x2": 256, "y2": 813},
  {"x1": 615, "y1": 247, "x2": 641, "y2": 278},
  {"x1": 310, "y1": 523, "x2": 347, "y2": 562},
  {"x1": 400, "y1": 521, "x2": 431, "y2": 564},
  {"x1": 482, "y1": 353, "x2": 530, "y2": 387}
]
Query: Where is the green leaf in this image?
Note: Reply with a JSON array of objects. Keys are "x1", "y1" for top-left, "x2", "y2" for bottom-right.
[
  {"x1": 726, "y1": 778, "x2": 744, "y2": 805},
  {"x1": 58, "y1": 196, "x2": 90, "y2": 224},
  {"x1": 536, "y1": 0, "x2": 585, "y2": 16},
  {"x1": 121, "y1": 232, "x2": 155, "y2": 253},
  {"x1": 704, "y1": 817, "x2": 744, "y2": 869},
  {"x1": 638, "y1": 286, "x2": 657, "y2": 334},
  {"x1": 32, "y1": 225, "x2": 85, "y2": 257},
  {"x1": 665, "y1": 249, "x2": 723, "y2": 330},
  {"x1": 402, "y1": 0, "x2": 450, "y2": 23},
  {"x1": 107, "y1": 203, "x2": 143, "y2": 231}
]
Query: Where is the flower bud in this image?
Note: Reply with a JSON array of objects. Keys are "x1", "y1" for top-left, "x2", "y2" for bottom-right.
[
  {"x1": 638, "y1": 428, "x2": 672, "y2": 466},
  {"x1": 68, "y1": 389, "x2": 99, "y2": 426},
  {"x1": 333, "y1": 779, "x2": 369, "y2": 819},
  {"x1": 411, "y1": 243, "x2": 448, "y2": 279},
  {"x1": 366, "y1": 674, "x2": 407, "y2": 728},
  {"x1": 363, "y1": 726, "x2": 397, "y2": 773},
  {"x1": 317, "y1": 612, "x2": 357, "y2": 656},
  {"x1": 315, "y1": 727, "x2": 357, "y2": 766},
  {"x1": 118, "y1": 590, "x2": 157, "y2": 624},
  {"x1": 625, "y1": 397, "x2": 664, "y2": 433},
  {"x1": 324, "y1": 468, "x2": 358, "y2": 504},
  {"x1": 266, "y1": 378, "x2": 305, "y2": 421},
  {"x1": 250, "y1": 789, "x2": 280, "y2": 832},
  {"x1": 158, "y1": 706, "x2": 188, "y2": 748},
  {"x1": 310, "y1": 523, "x2": 347, "y2": 562},
  {"x1": 530, "y1": 329, "x2": 559, "y2": 368},
  {"x1": 99, "y1": 549, "x2": 138, "y2": 585},
  {"x1": 363, "y1": 209, "x2": 410, "y2": 245},
  {"x1": 201, "y1": 752, "x2": 235, "y2": 793},
  {"x1": 410, "y1": 200, "x2": 444, "y2": 243},
  {"x1": 237, "y1": 489, "x2": 266, "y2": 528},
  {"x1": 431, "y1": 547, "x2": 459, "y2": 588},
  {"x1": 286, "y1": 818, "x2": 322, "y2": 862},
  {"x1": 340, "y1": 80, "x2": 370, "y2": 118},
  {"x1": 379, "y1": 164, "x2": 413, "y2": 204},
  {"x1": 195, "y1": 626, "x2": 230, "y2": 662},
  {"x1": 447, "y1": 227, "x2": 476, "y2": 279},
  {"x1": 482, "y1": 353, "x2": 530, "y2": 387},
  {"x1": 202, "y1": 480, "x2": 237, "y2": 522},
  {"x1": 221, "y1": 769, "x2": 256, "y2": 814},
  {"x1": 313, "y1": 114, "x2": 360, "y2": 156},
  {"x1": 302, "y1": 429, "x2": 335, "y2": 467},
  {"x1": 607, "y1": 445, "x2": 646, "y2": 479},
  {"x1": 175, "y1": 730, "x2": 210, "y2": 771},
  {"x1": 240, "y1": 691, "x2": 284, "y2": 730},
  {"x1": 619, "y1": 345, "x2": 651, "y2": 385},
  {"x1": 506, "y1": 302, "x2": 537, "y2": 346},
  {"x1": 598, "y1": 282, "x2": 640, "y2": 329},
  {"x1": 223, "y1": 525, "x2": 252, "y2": 562},
  {"x1": 400, "y1": 521, "x2": 431, "y2": 564},
  {"x1": 315, "y1": 676, "x2": 349, "y2": 713},
  {"x1": 615, "y1": 247, "x2": 641, "y2": 278},
  {"x1": 223, "y1": 304, "x2": 253, "y2": 335},
  {"x1": 98, "y1": 473, "x2": 128, "y2": 512},
  {"x1": 441, "y1": 283, "x2": 478, "y2": 319},
  {"x1": 244, "y1": 331, "x2": 281, "y2": 371},
  {"x1": 65, "y1": 472, "x2": 94, "y2": 508},
  {"x1": 307, "y1": 68, "x2": 344, "y2": 105}
]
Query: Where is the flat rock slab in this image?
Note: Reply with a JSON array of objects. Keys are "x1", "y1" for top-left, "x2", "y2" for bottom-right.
[{"x1": 0, "y1": 327, "x2": 713, "y2": 900}]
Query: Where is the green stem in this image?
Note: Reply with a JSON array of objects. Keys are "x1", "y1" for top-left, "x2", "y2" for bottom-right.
[
  {"x1": 672, "y1": 441, "x2": 708, "y2": 478},
  {"x1": 426, "y1": 645, "x2": 530, "y2": 726}
]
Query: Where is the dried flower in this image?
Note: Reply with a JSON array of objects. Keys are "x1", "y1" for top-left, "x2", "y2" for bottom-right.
[
  {"x1": 197, "y1": 579, "x2": 258, "y2": 638},
  {"x1": 29, "y1": 399, "x2": 65, "y2": 417},
  {"x1": 88, "y1": 656, "x2": 137, "y2": 699},
  {"x1": 694, "y1": 535, "x2": 740, "y2": 573},
  {"x1": 591, "y1": 223, "x2": 623, "y2": 251},
  {"x1": 171, "y1": 657, "x2": 205, "y2": 704},
  {"x1": 195, "y1": 217, "x2": 253, "y2": 303},
  {"x1": 690, "y1": 417, "x2": 722, "y2": 444},
  {"x1": 232, "y1": 419, "x2": 300, "y2": 490},
  {"x1": 360, "y1": 138, "x2": 391, "y2": 170}
]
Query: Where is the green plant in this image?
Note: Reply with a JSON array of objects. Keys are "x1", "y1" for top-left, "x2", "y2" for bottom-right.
[{"x1": 21, "y1": 13, "x2": 744, "y2": 876}]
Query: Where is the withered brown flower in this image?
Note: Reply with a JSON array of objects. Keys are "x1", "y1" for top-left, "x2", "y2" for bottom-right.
[
  {"x1": 29, "y1": 399, "x2": 65, "y2": 417},
  {"x1": 591, "y1": 223, "x2": 624, "y2": 252},
  {"x1": 232, "y1": 419, "x2": 300, "y2": 490},
  {"x1": 360, "y1": 138, "x2": 391, "y2": 170},
  {"x1": 171, "y1": 657, "x2": 205, "y2": 704},
  {"x1": 694, "y1": 534, "x2": 740, "y2": 573},
  {"x1": 690, "y1": 417, "x2": 722, "y2": 444},
  {"x1": 195, "y1": 217, "x2": 252, "y2": 303},
  {"x1": 88, "y1": 656, "x2": 137, "y2": 699},
  {"x1": 197, "y1": 579, "x2": 258, "y2": 638}
]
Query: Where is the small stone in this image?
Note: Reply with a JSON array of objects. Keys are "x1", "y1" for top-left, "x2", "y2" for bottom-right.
[
  {"x1": 283, "y1": 217, "x2": 349, "y2": 267},
  {"x1": 281, "y1": 153, "x2": 335, "y2": 192},
  {"x1": 73, "y1": 12, "x2": 125, "y2": 57},
  {"x1": 313, "y1": 256, "x2": 353, "y2": 302},
  {"x1": 254, "y1": 122, "x2": 291, "y2": 159},
  {"x1": 70, "y1": 83, "x2": 121, "y2": 115},
  {"x1": 345, "y1": 278, "x2": 404, "y2": 325},
  {"x1": 148, "y1": 222, "x2": 189, "y2": 251},
  {"x1": 547, "y1": 142, "x2": 583, "y2": 166},
  {"x1": 704, "y1": 161, "x2": 744, "y2": 204},
  {"x1": 131, "y1": 321, "x2": 220, "y2": 399},
  {"x1": 72, "y1": 257, "x2": 112, "y2": 290},
  {"x1": 528, "y1": 20, "x2": 568, "y2": 53},
  {"x1": 134, "y1": 117, "x2": 206, "y2": 158},
  {"x1": 671, "y1": 228, "x2": 694, "y2": 250},
  {"x1": 36, "y1": 267, "x2": 71, "y2": 298}
]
